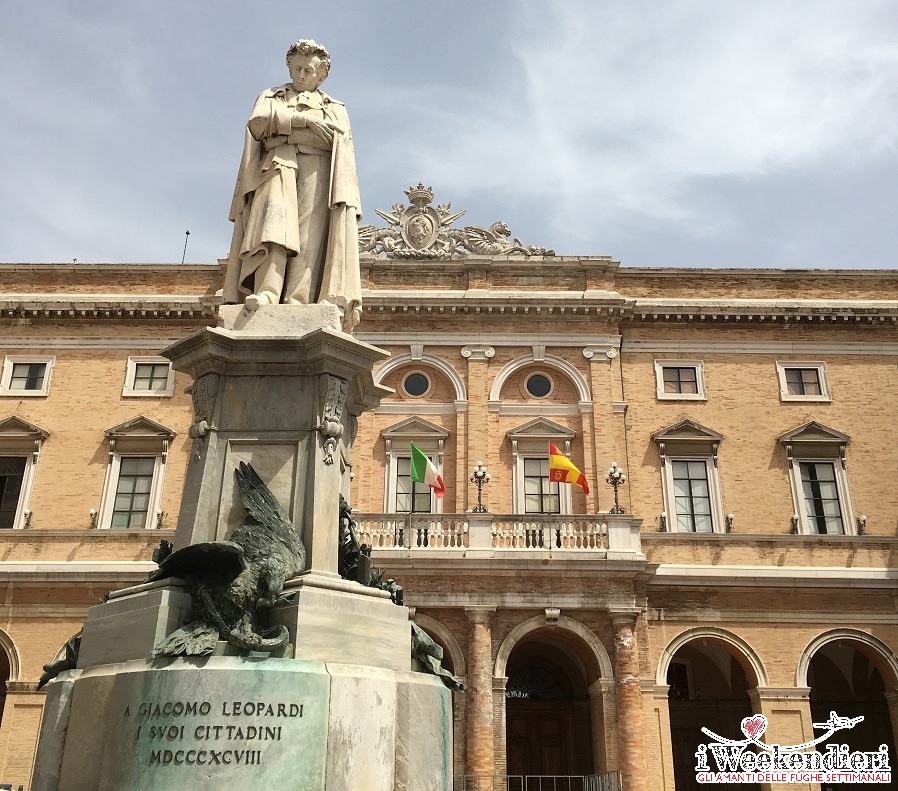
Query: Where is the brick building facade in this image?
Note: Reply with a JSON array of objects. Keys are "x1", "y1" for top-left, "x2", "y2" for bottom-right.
[{"x1": 0, "y1": 253, "x2": 896, "y2": 790}]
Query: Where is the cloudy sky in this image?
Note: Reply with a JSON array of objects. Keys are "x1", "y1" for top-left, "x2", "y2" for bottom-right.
[{"x1": 2, "y1": 0, "x2": 897, "y2": 268}]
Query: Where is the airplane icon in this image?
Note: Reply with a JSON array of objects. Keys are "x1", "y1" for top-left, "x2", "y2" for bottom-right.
[{"x1": 812, "y1": 711, "x2": 864, "y2": 730}]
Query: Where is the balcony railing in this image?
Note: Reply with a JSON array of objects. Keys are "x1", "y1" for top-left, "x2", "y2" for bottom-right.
[{"x1": 353, "y1": 513, "x2": 643, "y2": 558}]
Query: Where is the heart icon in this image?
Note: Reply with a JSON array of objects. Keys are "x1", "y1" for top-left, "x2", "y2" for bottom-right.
[{"x1": 741, "y1": 715, "x2": 767, "y2": 740}]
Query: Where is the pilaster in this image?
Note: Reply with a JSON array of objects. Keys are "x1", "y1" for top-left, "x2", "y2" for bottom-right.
[{"x1": 747, "y1": 686, "x2": 818, "y2": 791}]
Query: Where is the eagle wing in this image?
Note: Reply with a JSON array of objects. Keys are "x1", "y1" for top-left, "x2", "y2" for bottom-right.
[{"x1": 235, "y1": 462, "x2": 292, "y2": 532}]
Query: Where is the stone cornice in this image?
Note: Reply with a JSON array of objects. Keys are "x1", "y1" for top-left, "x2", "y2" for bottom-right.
[
  {"x1": 360, "y1": 289, "x2": 898, "y2": 323},
  {"x1": 0, "y1": 561, "x2": 157, "y2": 583},
  {"x1": 650, "y1": 564, "x2": 898, "y2": 588},
  {"x1": 0, "y1": 294, "x2": 219, "y2": 319}
]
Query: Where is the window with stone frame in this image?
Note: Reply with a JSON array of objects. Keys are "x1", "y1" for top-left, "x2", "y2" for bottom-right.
[
  {"x1": 0, "y1": 356, "x2": 55, "y2": 397},
  {"x1": 98, "y1": 416, "x2": 175, "y2": 530},
  {"x1": 381, "y1": 416, "x2": 448, "y2": 515},
  {"x1": 780, "y1": 422, "x2": 854, "y2": 535},
  {"x1": 654, "y1": 360, "x2": 706, "y2": 401},
  {"x1": 653, "y1": 419, "x2": 726, "y2": 533},
  {"x1": 508, "y1": 417, "x2": 576, "y2": 515},
  {"x1": 122, "y1": 356, "x2": 175, "y2": 397},
  {"x1": 775, "y1": 361, "x2": 830, "y2": 402},
  {"x1": 0, "y1": 416, "x2": 48, "y2": 529}
]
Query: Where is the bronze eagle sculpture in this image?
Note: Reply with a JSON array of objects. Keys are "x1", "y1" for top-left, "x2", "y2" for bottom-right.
[{"x1": 152, "y1": 462, "x2": 305, "y2": 656}]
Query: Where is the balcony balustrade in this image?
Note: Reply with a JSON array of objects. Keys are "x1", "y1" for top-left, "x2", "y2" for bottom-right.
[{"x1": 352, "y1": 512, "x2": 643, "y2": 559}]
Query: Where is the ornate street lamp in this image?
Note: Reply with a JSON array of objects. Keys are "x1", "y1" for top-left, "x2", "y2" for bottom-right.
[
  {"x1": 470, "y1": 460, "x2": 490, "y2": 513},
  {"x1": 605, "y1": 462, "x2": 627, "y2": 514}
]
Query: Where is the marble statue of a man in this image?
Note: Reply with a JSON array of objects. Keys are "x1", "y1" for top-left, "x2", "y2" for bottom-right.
[{"x1": 222, "y1": 39, "x2": 362, "y2": 332}]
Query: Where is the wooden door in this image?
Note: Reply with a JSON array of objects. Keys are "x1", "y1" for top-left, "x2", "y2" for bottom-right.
[{"x1": 506, "y1": 700, "x2": 575, "y2": 777}]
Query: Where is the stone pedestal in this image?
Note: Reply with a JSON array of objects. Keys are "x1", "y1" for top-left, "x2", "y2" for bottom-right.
[
  {"x1": 34, "y1": 657, "x2": 451, "y2": 791},
  {"x1": 31, "y1": 306, "x2": 456, "y2": 790},
  {"x1": 165, "y1": 304, "x2": 390, "y2": 573}
]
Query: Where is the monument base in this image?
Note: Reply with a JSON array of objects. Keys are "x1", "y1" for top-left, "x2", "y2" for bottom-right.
[{"x1": 34, "y1": 656, "x2": 452, "y2": 791}]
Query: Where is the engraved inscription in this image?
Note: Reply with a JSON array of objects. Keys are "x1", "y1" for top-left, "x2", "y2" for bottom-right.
[{"x1": 124, "y1": 698, "x2": 305, "y2": 769}]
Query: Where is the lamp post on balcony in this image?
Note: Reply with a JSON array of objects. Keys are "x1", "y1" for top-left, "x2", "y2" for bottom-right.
[
  {"x1": 470, "y1": 461, "x2": 490, "y2": 513},
  {"x1": 605, "y1": 462, "x2": 627, "y2": 514}
]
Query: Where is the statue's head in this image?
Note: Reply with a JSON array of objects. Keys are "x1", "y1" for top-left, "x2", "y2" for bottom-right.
[{"x1": 286, "y1": 39, "x2": 331, "y2": 91}]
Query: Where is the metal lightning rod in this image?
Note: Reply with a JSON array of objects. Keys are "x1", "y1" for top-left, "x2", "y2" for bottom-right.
[{"x1": 181, "y1": 230, "x2": 191, "y2": 264}]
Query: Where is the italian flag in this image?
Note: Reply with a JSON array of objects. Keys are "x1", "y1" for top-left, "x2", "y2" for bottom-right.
[
  {"x1": 548, "y1": 442, "x2": 590, "y2": 494},
  {"x1": 410, "y1": 442, "x2": 445, "y2": 498}
]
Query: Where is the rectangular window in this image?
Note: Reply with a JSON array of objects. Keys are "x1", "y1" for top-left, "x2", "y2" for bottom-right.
[
  {"x1": 123, "y1": 357, "x2": 174, "y2": 397},
  {"x1": 800, "y1": 461, "x2": 844, "y2": 534},
  {"x1": 785, "y1": 368, "x2": 822, "y2": 396},
  {"x1": 9, "y1": 363, "x2": 46, "y2": 391},
  {"x1": 654, "y1": 360, "x2": 706, "y2": 400},
  {"x1": 132, "y1": 363, "x2": 171, "y2": 392},
  {"x1": 0, "y1": 356, "x2": 55, "y2": 396},
  {"x1": 110, "y1": 457, "x2": 156, "y2": 529},
  {"x1": 0, "y1": 457, "x2": 26, "y2": 529},
  {"x1": 523, "y1": 457, "x2": 560, "y2": 514},
  {"x1": 395, "y1": 456, "x2": 432, "y2": 513},
  {"x1": 672, "y1": 460, "x2": 713, "y2": 532},
  {"x1": 776, "y1": 361, "x2": 830, "y2": 402},
  {"x1": 663, "y1": 367, "x2": 699, "y2": 394}
]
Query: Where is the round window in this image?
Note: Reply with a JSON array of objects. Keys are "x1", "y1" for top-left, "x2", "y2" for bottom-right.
[
  {"x1": 525, "y1": 373, "x2": 552, "y2": 398},
  {"x1": 402, "y1": 372, "x2": 430, "y2": 397}
]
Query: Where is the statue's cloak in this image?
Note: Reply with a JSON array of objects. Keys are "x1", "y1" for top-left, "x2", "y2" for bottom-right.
[{"x1": 222, "y1": 84, "x2": 362, "y2": 330}]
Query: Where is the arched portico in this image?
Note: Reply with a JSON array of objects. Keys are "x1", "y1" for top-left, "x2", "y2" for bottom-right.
[
  {"x1": 799, "y1": 628, "x2": 898, "y2": 777},
  {"x1": 656, "y1": 626, "x2": 769, "y2": 688},
  {"x1": 493, "y1": 615, "x2": 616, "y2": 777},
  {"x1": 659, "y1": 628, "x2": 768, "y2": 791}
]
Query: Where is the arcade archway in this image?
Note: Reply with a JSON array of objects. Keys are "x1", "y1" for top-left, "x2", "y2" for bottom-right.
[
  {"x1": 663, "y1": 633, "x2": 762, "y2": 791},
  {"x1": 505, "y1": 638, "x2": 595, "y2": 780},
  {"x1": 804, "y1": 635, "x2": 897, "y2": 790}
]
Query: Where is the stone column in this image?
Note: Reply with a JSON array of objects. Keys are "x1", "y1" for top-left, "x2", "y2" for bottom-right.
[
  {"x1": 748, "y1": 687, "x2": 818, "y2": 791},
  {"x1": 465, "y1": 606, "x2": 496, "y2": 780},
  {"x1": 611, "y1": 613, "x2": 648, "y2": 791}
]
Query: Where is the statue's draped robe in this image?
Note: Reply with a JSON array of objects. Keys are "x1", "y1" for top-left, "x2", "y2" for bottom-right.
[{"x1": 223, "y1": 85, "x2": 362, "y2": 331}]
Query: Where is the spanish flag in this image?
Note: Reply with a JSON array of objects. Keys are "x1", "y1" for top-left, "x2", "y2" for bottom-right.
[{"x1": 548, "y1": 443, "x2": 589, "y2": 494}]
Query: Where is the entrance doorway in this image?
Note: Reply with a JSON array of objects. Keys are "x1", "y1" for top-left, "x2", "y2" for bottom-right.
[{"x1": 505, "y1": 639, "x2": 594, "y2": 780}]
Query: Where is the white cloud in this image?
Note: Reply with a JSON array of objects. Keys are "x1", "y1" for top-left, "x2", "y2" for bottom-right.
[{"x1": 385, "y1": 0, "x2": 898, "y2": 243}]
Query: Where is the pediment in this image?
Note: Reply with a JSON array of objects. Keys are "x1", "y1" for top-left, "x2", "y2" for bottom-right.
[
  {"x1": 381, "y1": 415, "x2": 449, "y2": 440},
  {"x1": 652, "y1": 419, "x2": 722, "y2": 444},
  {"x1": 507, "y1": 417, "x2": 576, "y2": 441},
  {"x1": 0, "y1": 415, "x2": 49, "y2": 441},
  {"x1": 105, "y1": 415, "x2": 176, "y2": 440},
  {"x1": 778, "y1": 421, "x2": 850, "y2": 446}
]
